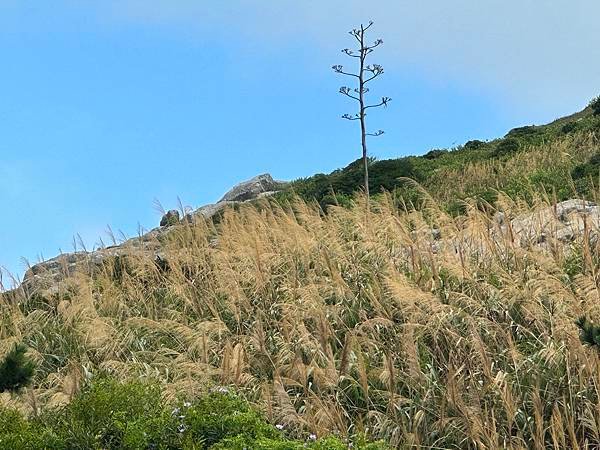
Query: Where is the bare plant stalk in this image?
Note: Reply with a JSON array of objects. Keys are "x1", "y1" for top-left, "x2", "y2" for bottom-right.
[{"x1": 333, "y1": 21, "x2": 391, "y2": 204}]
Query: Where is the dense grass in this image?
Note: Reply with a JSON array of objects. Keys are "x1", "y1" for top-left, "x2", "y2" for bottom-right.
[{"x1": 2, "y1": 186, "x2": 600, "y2": 447}]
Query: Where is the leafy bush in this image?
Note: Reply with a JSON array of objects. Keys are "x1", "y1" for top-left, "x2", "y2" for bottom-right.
[
  {"x1": 590, "y1": 96, "x2": 600, "y2": 116},
  {"x1": 0, "y1": 379, "x2": 386, "y2": 449},
  {"x1": 0, "y1": 344, "x2": 35, "y2": 393},
  {"x1": 572, "y1": 153, "x2": 600, "y2": 180},
  {"x1": 289, "y1": 157, "x2": 417, "y2": 202},
  {"x1": 493, "y1": 137, "x2": 521, "y2": 157},
  {"x1": 0, "y1": 408, "x2": 63, "y2": 449},
  {"x1": 463, "y1": 139, "x2": 486, "y2": 150},
  {"x1": 576, "y1": 317, "x2": 600, "y2": 348},
  {"x1": 561, "y1": 121, "x2": 579, "y2": 134},
  {"x1": 182, "y1": 389, "x2": 280, "y2": 447},
  {"x1": 45, "y1": 377, "x2": 178, "y2": 449},
  {"x1": 319, "y1": 192, "x2": 353, "y2": 211},
  {"x1": 506, "y1": 125, "x2": 538, "y2": 138},
  {"x1": 423, "y1": 149, "x2": 447, "y2": 160}
]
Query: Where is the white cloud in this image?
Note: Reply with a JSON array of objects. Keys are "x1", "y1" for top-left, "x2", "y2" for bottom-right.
[
  {"x1": 91, "y1": 0, "x2": 600, "y2": 116},
  {"x1": 2, "y1": 1, "x2": 598, "y2": 117}
]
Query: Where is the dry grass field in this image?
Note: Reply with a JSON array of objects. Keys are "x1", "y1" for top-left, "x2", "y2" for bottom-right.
[{"x1": 2, "y1": 170, "x2": 600, "y2": 448}]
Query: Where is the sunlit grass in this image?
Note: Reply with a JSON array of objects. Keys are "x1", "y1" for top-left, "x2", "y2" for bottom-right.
[{"x1": 2, "y1": 137, "x2": 600, "y2": 447}]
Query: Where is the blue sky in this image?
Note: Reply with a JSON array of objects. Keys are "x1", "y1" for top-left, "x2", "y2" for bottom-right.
[{"x1": 1, "y1": 1, "x2": 599, "y2": 282}]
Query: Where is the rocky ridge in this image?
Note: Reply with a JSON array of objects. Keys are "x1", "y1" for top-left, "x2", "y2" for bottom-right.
[{"x1": 18, "y1": 174, "x2": 287, "y2": 297}]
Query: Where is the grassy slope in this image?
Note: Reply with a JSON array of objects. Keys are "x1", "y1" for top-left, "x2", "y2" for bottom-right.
[{"x1": 3, "y1": 192, "x2": 600, "y2": 447}]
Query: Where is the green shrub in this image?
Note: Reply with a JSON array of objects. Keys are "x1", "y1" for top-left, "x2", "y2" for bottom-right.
[
  {"x1": 319, "y1": 192, "x2": 353, "y2": 211},
  {"x1": 423, "y1": 149, "x2": 447, "y2": 160},
  {"x1": 576, "y1": 316, "x2": 600, "y2": 348},
  {"x1": 182, "y1": 390, "x2": 279, "y2": 446},
  {"x1": 561, "y1": 121, "x2": 579, "y2": 134},
  {"x1": 47, "y1": 377, "x2": 178, "y2": 449},
  {"x1": 506, "y1": 125, "x2": 538, "y2": 138},
  {"x1": 528, "y1": 168, "x2": 573, "y2": 200},
  {"x1": 464, "y1": 139, "x2": 486, "y2": 150},
  {"x1": 572, "y1": 153, "x2": 600, "y2": 180},
  {"x1": 0, "y1": 344, "x2": 35, "y2": 393},
  {"x1": 590, "y1": 96, "x2": 600, "y2": 116},
  {"x1": 0, "y1": 379, "x2": 387, "y2": 449},
  {"x1": 493, "y1": 138, "x2": 521, "y2": 157},
  {"x1": 0, "y1": 408, "x2": 64, "y2": 449}
]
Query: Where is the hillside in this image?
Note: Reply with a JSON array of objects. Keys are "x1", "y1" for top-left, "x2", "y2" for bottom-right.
[
  {"x1": 1, "y1": 99, "x2": 600, "y2": 448},
  {"x1": 281, "y1": 99, "x2": 600, "y2": 213}
]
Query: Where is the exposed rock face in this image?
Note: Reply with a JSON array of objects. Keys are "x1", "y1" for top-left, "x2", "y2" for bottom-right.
[
  {"x1": 21, "y1": 242, "x2": 160, "y2": 296},
  {"x1": 195, "y1": 202, "x2": 232, "y2": 220},
  {"x1": 193, "y1": 174, "x2": 287, "y2": 220},
  {"x1": 219, "y1": 174, "x2": 287, "y2": 203},
  {"x1": 500, "y1": 199, "x2": 600, "y2": 247},
  {"x1": 18, "y1": 173, "x2": 288, "y2": 296},
  {"x1": 411, "y1": 199, "x2": 600, "y2": 258}
]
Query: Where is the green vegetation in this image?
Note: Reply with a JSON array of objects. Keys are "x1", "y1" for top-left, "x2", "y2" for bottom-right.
[
  {"x1": 591, "y1": 96, "x2": 600, "y2": 116},
  {"x1": 492, "y1": 136, "x2": 520, "y2": 156},
  {"x1": 0, "y1": 344, "x2": 35, "y2": 393},
  {"x1": 576, "y1": 316, "x2": 600, "y2": 349},
  {"x1": 0, "y1": 378, "x2": 385, "y2": 449}
]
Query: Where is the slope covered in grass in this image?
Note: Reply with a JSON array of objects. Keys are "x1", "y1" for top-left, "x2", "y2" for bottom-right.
[{"x1": 3, "y1": 188, "x2": 600, "y2": 447}]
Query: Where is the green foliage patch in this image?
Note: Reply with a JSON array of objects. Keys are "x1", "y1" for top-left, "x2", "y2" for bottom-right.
[
  {"x1": 590, "y1": 96, "x2": 600, "y2": 116},
  {"x1": 576, "y1": 316, "x2": 600, "y2": 348},
  {"x1": 0, "y1": 344, "x2": 35, "y2": 393},
  {"x1": 0, "y1": 378, "x2": 386, "y2": 449},
  {"x1": 493, "y1": 137, "x2": 521, "y2": 157}
]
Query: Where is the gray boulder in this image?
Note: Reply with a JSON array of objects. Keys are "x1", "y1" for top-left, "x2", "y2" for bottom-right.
[
  {"x1": 502, "y1": 199, "x2": 600, "y2": 247},
  {"x1": 219, "y1": 174, "x2": 287, "y2": 203},
  {"x1": 195, "y1": 202, "x2": 231, "y2": 220}
]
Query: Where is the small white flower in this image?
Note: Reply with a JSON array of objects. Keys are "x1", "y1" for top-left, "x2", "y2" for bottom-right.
[
  {"x1": 171, "y1": 407, "x2": 180, "y2": 417},
  {"x1": 178, "y1": 424, "x2": 187, "y2": 433},
  {"x1": 183, "y1": 401, "x2": 191, "y2": 408},
  {"x1": 275, "y1": 424, "x2": 284, "y2": 430},
  {"x1": 308, "y1": 434, "x2": 317, "y2": 441}
]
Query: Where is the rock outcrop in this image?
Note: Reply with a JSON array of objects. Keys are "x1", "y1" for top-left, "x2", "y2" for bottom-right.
[
  {"x1": 193, "y1": 174, "x2": 287, "y2": 220},
  {"x1": 219, "y1": 174, "x2": 286, "y2": 203},
  {"x1": 158, "y1": 174, "x2": 288, "y2": 225},
  {"x1": 498, "y1": 199, "x2": 600, "y2": 247}
]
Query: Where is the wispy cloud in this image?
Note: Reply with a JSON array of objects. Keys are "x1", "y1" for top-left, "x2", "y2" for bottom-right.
[
  {"x1": 89, "y1": 0, "x2": 599, "y2": 115},
  {"x1": 3, "y1": 1, "x2": 598, "y2": 114}
]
